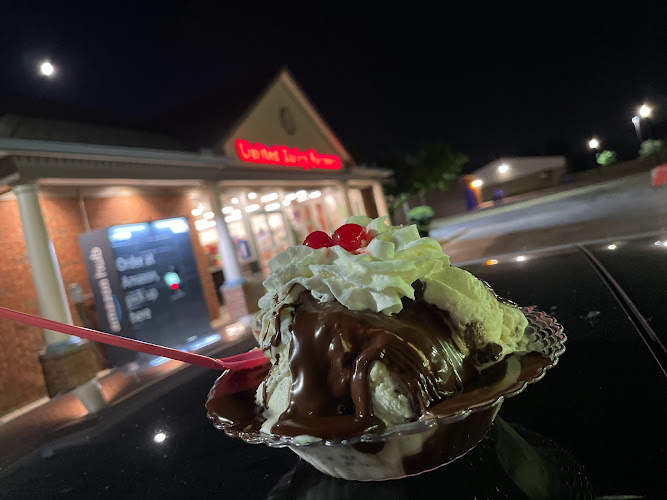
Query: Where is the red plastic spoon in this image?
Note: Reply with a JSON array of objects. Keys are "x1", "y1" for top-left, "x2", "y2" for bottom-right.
[{"x1": 0, "y1": 306, "x2": 268, "y2": 372}]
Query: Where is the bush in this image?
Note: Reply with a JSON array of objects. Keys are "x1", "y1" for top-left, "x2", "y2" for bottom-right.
[
  {"x1": 407, "y1": 206, "x2": 435, "y2": 237},
  {"x1": 639, "y1": 139, "x2": 665, "y2": 158},
  {"x1": 596, "y1": 150, "x2": 617, "y2": 166}
]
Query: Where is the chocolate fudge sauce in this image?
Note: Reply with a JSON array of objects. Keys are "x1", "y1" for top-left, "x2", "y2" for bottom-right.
[{"x1": 270, "y1": 287, "x2": 475, "y2": 438}]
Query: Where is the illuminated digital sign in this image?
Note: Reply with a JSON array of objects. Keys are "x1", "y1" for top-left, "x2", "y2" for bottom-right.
[
  {"x1": 235, "y1": 139, "x2": 342, "y2": 170},
  {"x1": 79, "y1": 218, "x2": 212, "y2": 366}
]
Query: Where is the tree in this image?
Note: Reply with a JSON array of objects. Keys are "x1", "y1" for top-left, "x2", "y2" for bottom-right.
[
  {"x1": 596, "y1": 150, "x2": 617, "y2": 167},
  {"x1": 384, "y1": 141, "x2": 468, "y2": 209},
  {"x1": 639, "y1": 139, "x2": 665, "y2": 158}
]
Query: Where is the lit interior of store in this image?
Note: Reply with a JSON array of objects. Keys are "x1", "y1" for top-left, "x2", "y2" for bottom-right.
[{"x1": 190, "y1": 184, "x2": 371, "y2": 280}]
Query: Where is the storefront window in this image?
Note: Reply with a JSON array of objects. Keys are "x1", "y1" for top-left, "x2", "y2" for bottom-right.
[
  {"x1": 191, "y1": 184, "x2": 377, "y2": 278},
  {"x1": 282, "y1": 186, "x2": 350, "y2": 243}
]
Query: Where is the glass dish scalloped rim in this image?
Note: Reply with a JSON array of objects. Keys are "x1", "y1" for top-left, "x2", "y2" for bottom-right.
[{"x1": 209, "y1": 305, "x2": 566, "y2": 448}]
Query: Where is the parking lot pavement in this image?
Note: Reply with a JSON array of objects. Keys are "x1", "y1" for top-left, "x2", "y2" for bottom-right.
[{"x1": 431, "y1": 173, "x2": 667, "y2": 262}]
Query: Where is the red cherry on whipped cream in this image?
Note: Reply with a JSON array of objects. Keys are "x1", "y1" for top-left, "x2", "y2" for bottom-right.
[
  {"x1": 332, "y1": 224, "x2": 369, "y2": 252},
  {"x1": 303, "y1": 231, "x2": 334, "y2": 249}
]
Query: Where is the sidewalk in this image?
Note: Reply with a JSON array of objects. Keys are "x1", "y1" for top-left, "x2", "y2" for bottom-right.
[{"x1": 0, "y1": 313, "x2": 256, "y2": 463}]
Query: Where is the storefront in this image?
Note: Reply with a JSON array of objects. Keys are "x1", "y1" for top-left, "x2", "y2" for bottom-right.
[{"x1": 0, "y1": 67, "x2": 389, "y2": 414}]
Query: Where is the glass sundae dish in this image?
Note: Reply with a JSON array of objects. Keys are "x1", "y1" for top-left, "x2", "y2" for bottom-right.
[{"x1": 207, "y1": 216, "x2": 565, "y2": 481}]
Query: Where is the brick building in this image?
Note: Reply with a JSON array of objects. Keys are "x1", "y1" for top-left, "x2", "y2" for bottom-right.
[{"x1": 0, "y1": 68, "x2": 389, "y2": 415}]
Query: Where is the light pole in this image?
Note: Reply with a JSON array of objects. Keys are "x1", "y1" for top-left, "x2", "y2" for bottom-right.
[
  {"x1": 636, "y1": 104, "x2": 652, "y2": 142},
  {"x1": 589, "y1": 138, "x2": 600, "y2": 171},
  {"x1": 632, "y1": 116, "x2": 642, "y2": 143}
]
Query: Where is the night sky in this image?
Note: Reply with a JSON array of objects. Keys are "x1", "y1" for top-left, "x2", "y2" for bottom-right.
[{"x1": 1, "y1": 1, "x2": 665, "y2": 169}]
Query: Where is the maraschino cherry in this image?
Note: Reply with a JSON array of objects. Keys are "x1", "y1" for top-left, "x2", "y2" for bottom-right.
[
  {"x1": 332, "y1": 224, "x2": 369, "y2": 252},
  {"x1": 303, "y1": 231, "x2": 334, "y2": 249}
]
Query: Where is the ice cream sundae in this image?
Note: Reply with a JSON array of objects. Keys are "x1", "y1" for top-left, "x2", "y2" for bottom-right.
[{"x1": 207, "y1": 216, "x2": 562, "y2": 480}]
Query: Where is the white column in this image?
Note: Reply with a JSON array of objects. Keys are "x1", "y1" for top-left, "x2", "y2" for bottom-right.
[
  {"x1": 372, "y1": 181, "x2": 391, "y2": 223},
  {"x1": 13, "y1": 183, "x2": 71, "y2": 345},
  {"x1": 206, "y1": 182, "x2": 244, "y2": 285},
  {"x1": 339, "y1": 182, "x2": 354, "y2": 218}
]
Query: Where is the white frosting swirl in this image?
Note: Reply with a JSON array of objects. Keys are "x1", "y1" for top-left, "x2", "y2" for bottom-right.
[{"x1": 259, "y1": 216, "x2": 449, "y2": 315}]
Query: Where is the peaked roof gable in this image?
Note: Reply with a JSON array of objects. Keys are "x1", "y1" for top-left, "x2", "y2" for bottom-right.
[{"x1": 221, "y1": 68, "x2": 352, "y2": 164}]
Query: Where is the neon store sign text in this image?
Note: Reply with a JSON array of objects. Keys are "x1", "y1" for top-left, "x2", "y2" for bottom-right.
[{"x1": 235, "y1": 140, "x2": 342, "y2": 170}]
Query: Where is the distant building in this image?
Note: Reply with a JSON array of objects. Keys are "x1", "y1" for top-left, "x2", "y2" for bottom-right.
[{"x1": 470, "y1": 156, "x2": 566, "y2": 202}]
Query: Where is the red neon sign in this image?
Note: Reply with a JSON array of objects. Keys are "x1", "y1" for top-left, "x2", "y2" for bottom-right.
[{"x1": 235, "y1": 140, "x2": 342, "y2": 170}]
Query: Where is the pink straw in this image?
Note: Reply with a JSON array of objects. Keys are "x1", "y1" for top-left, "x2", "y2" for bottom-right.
[{"x1": 0, "y1": 306, "x2": 228, "y2": 370}]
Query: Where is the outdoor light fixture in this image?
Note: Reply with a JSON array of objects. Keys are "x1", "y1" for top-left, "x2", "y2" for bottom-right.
[
  {"x1": 639, "y1": 104, "x2": 651, "y2": 118},
  {"x1": 516, "y1": 255, "x2": 526, "y2": 262},
  {"x1": 588, "y1": 138, "x2": 599, "y2": 149},
  {"x1": 607, "y1": 244, "x2": 617, "y2": 250},
  {"x1": 39, "y1": 61, "x2": 55, "y2": 77},
  {"x1": 632, "y1": 116, "x2": 640, "y2": 124},
  {"x1": 154, "y1": 432, "x2": 167, "y2": 443},
  {"x1": 498, "y1": 164, "x2": 509, "y2": 174},
  {"x1": 471, "y1": 179, "x2": 483, "y2": 188},
  {"x1": 486, "y1": 259, "x2": 498, "y2": 266}
]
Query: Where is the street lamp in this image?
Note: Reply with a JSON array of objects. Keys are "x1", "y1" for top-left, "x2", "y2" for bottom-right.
[
  {"x1": 639, "y1": 104, "x2": 651, "y2": 118},
  {"x1": 39, "y1": 61, "x2": 55, "y2": 77}
]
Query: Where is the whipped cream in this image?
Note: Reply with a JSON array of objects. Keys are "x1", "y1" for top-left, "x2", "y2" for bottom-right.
[
  {"x1": 258, "y1": 215, "x2": 526, "y2": 347},
  {"x1": 258, "y1": 215, "x2": 449, "y2": 316}
]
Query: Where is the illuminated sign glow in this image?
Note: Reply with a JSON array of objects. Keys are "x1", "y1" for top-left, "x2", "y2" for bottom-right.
[{"x1": 235, "y1": 139, "x2": 342, "y2": 170}]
